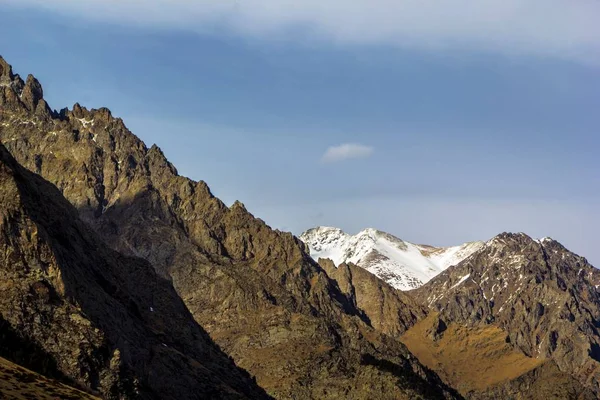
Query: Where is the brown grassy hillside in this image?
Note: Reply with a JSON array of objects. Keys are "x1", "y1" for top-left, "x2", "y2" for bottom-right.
[
  {"x1": 0, "y1": 356, "x2": 99, "y2": 400},
  {"x1": 401, "y1": 313, "x2": 544, "y2": 393}
]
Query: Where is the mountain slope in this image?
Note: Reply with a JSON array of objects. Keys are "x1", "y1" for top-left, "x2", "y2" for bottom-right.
[
  {"x1": 400, "y1": 312, "x2": 595, "y2": 399},
  {"x1": 412, "y1": 232, "x2": 600, "y2": 396},
  {"x1": 0, "y1": 143, "x2": 269, "y2": 399},
  {"x1": 0, "y1": 55, "x2": 459, "y2": 399},
  {"x1": 301, "y1": 227, "x2": 483, "y2": 290},
  {"x1": 318, "y1": 258, "x2": 427, "y2": 338},
  {"x1": 401, "y1": 313, "x2": 545, "y2": 392},
  {"x1": 0, "y1": 356, "x2": 100, "y2": 400}
]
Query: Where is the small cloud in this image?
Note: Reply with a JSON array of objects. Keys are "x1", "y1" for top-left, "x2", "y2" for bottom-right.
[{"x1": 321, "y1": 143, "x2": 374, "y2": 163}]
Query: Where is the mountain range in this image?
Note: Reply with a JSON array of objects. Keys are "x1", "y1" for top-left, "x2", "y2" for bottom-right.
[
  {"x1": 1, "y1": 55, "x2": 599, "y2": 399},
  {"x1": 0, "y1": 56, "x2": 456, "y2": 399}
]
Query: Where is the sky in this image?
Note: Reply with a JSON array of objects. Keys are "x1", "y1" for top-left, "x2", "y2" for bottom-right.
[{"x1": 0, "y1": 1, "x2": 598, "y2": 265}]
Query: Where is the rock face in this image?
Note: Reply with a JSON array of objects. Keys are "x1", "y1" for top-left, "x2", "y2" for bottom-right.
[
  {"x1": 0, "y1": 144, "x2": 270, "y2": 399},
  {"x1": 318, "y1": 259, "x2": 426, "y2": 339},
  {"x1": 0, "y1": 58, "x2": 50, "y2": 117},
  {"x1": 413, "y1": 232, "x2": 600, "y2": 396},
  {"x1": 0, "y1": 56, "x2": 459, "y2": 399},
  {"x1": 301, "y1": 226, "x2": 484, "y2": 290}
]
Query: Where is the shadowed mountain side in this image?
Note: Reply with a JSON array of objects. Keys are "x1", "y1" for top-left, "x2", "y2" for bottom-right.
[
  {"x1": 0, "y1": 143, "x2": 270, "y2": 399},
  {"x1": 0, "y1": 55, "x2": 460, "y2": 399}
]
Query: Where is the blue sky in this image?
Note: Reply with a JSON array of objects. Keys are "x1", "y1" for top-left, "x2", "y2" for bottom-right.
[{"x1": 0, "y1": 1, "x2": 599, "y2": 265}]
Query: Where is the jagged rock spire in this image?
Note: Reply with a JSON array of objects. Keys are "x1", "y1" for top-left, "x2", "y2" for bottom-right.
[
  {"x1": 0, "y1": 55, "x2": 14, "y2": 82},
  {"x1": 0, "y1": 56, "x2": 50, "y2": 117},
  {"x1": 21, "y1": 74, "x2": 44, "y2": 111}
]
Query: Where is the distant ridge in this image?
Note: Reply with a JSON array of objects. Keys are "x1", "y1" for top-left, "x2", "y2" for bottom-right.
[{"x1": 300, "y1": 226, "x2": 484, "y2": 290}]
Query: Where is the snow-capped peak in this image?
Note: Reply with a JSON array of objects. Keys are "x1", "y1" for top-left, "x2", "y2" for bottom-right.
[{"x1": 300, "y1": 226, "x2": 484, "y2": 291}]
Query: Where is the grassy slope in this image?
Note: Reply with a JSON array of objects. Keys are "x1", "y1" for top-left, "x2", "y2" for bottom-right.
[
  {"x1": 0, "y1": 356, "x2": 100, "y2": 400},
  {"x1": 401, "y1": 313, "x2": 544, "y2": 394}
]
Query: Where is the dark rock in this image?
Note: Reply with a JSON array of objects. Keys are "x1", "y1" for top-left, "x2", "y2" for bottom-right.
[{"x1": 426, "y1": 316, "x2": 448, "y2": 341}]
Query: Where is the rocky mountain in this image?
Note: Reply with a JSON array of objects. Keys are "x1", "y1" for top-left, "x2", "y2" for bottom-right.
[
  {"x1": 0, "y1": 56, "x2": 459, "y2": 399},
  {"x1": 411, "y1": 232, "x2": 600, "y2": 397},
  {"x1": 0, "y1": 143, "x2": 269, "y2": 399},
  {"x1": 301, "y1": 226, "x2": 484, "y2": 290},
  {"x1": 318, "y1": 258, "x2": 427, "y2": 339}
]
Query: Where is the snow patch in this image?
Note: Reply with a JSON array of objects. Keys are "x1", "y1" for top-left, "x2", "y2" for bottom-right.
[
  {"x1": 78, "y1": 118, "x2": 94, "y2": 127},
  {"x1": 450, "y1": 273, "x2": 471, "y2": 290},
  {"x1": 301, "y1": 227, "x2": 483, "y2": 291}
]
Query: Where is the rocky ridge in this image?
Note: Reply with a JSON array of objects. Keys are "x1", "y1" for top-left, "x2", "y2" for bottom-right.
[{"x1": 318, "y1": 258, "x2": 427, "y2": 339}]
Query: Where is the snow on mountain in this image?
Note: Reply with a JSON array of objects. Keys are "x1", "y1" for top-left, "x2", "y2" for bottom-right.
[{"x1": 300, "y1": 226, "x2": 484, "y2": 291}]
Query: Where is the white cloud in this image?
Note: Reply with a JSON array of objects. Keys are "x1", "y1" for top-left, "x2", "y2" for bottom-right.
[
  {"x1": 2, "y1": 0, "x2": 600, "y2": 64},
  {"x1": 321, "y1": 143, "x2": 374, "y2": 163}
]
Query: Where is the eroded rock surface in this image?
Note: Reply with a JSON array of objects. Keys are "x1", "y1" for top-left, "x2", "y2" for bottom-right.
[{"x1": 0, "y1": 144, "x2": 270, "y2": 399}]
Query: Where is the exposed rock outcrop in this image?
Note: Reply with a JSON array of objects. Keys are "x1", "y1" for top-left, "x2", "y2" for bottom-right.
[{"x1": 318, "y1": 259, "x2": 426, "y2": 338}]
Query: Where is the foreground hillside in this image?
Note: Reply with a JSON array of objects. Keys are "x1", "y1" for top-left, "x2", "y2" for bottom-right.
[
  {"x1": 0, "y1": 143, "x2": 270, "y2": 399},
  {"x1": 0, "y1": 56, "x2": 458, "y2": 399},
  {"x1": 0, "y1": 356, "x2": 101, "y2": 400}
]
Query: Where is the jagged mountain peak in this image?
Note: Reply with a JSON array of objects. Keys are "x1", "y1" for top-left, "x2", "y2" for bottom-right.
[
  {"x1": 0, "y1": 56, "x2": 15, "y2": 82},
  {"x1": 300, "y1": 226, "x2": 484, "y2": 290},
  {"x1": 0, "y1": 57, "x2": 49, "y2": 116},
  {"x1": 419, "y1": 231, "x2": 597, "y2": 304},
  {"x1": 0, "y1": 56, "x2": 22, "y2": 88},
  {"x1": 485, "y1": 231, "x2": 557, "y2": 247},
  {"x1": 485, "y1": 231, "x2": 536, "y2": 247}
]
